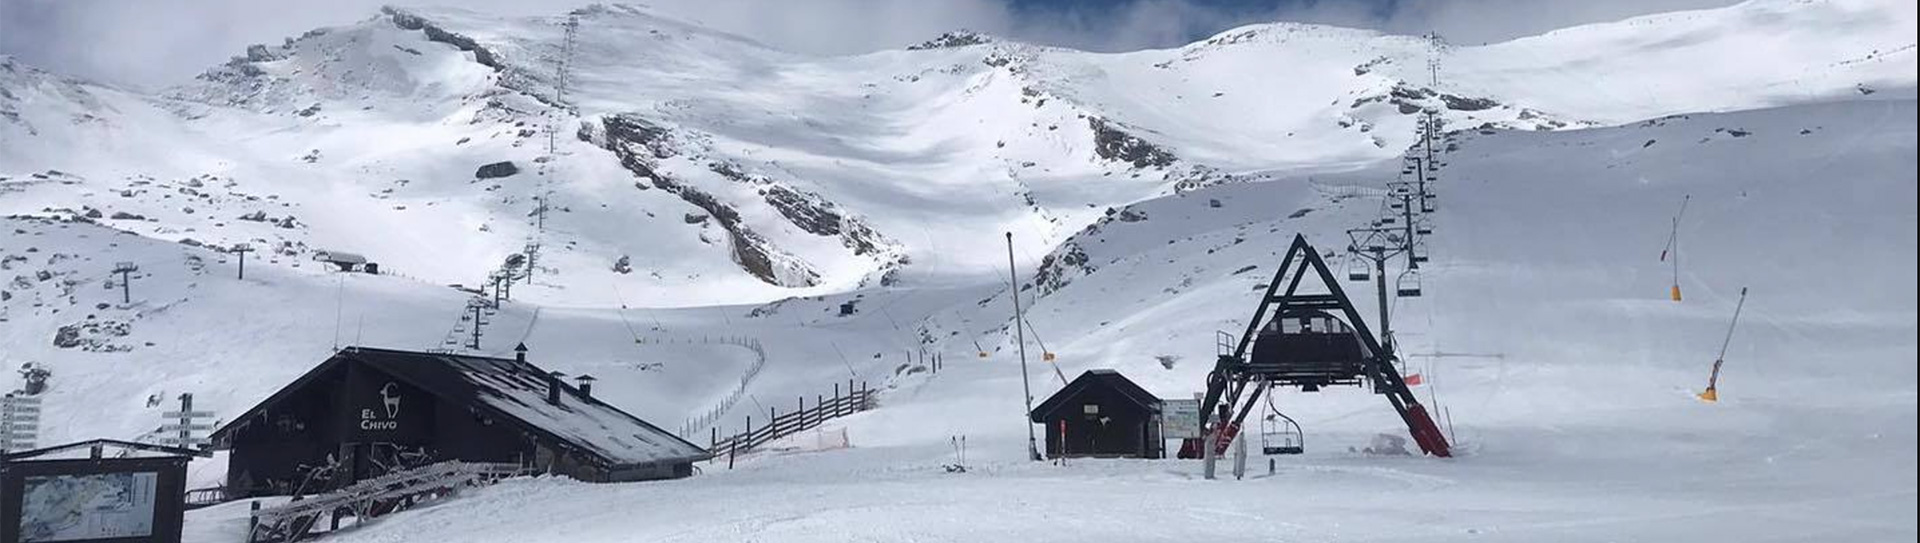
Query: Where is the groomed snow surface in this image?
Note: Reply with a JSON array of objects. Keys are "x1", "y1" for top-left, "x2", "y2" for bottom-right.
[
  {"x1": 166, "y1": 98, "x2": 1915, "y2": 543},
  {"x1": 0, "y1": 0, "x2": 1914, "y2": 541}
]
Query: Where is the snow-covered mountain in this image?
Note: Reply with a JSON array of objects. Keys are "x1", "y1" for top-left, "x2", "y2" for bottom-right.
[
  {"x1": 1, "y1": 0, "x2": 1915, "y2": 540},
  {"x1": 6, "y1": 0, "x2": 1910, "y2": 306}
]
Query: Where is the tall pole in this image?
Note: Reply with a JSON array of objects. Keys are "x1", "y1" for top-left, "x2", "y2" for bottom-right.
[
  {"x1": 525, "y1": 243, "x2": 538, "y2": 285},
  {"x1": 234, "y1": 244, "x2": 252, "y2": 280},
  {"x1": 1401, "y1": 193, "x2": 1418, "y2": 269},
  {"x1": 113, "y1": 262, "x2": 138, "y2": 304},
  {"x1": 470, "y1": 303, "x2": 483, "y2": 350},
  {"x1": 1415, "y1": 156, "x2": 1427, "y2": 198},
  {"x1": 1007, "y1": 232, "x2": 1040, "y2": 461},
  {"x1": 1373, "y1": 248, "x2": 1392, "y2": 354},
  {"x1": 176, "y1": 393, "x2": 195, "y2": 448}
]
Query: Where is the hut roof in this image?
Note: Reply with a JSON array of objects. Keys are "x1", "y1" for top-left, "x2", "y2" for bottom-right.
[
  {"x1": 1028, "y1": 369, "x2": 1160, "y2": 422},
  {"x1": 211, "y1": 346, "x2": 710, "y2": 468}
]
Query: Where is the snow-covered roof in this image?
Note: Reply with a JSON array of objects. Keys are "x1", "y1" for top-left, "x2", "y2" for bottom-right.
[
  {"x1": 311, "y1": 250, "x2": 368, "y2": 264},
  {"x1": 1, "y1": 438, "x2": 210, "y2": 462},
  {"x1": 1029, "y1": 369, "x2": 1161, "y2": 422},
  {"x1": 215, "y1": 347, "x2": 711, "y2": 468}
]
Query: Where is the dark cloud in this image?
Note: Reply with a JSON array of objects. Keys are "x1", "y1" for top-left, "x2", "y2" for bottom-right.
[{"x1": 0, "y1": 0, "x2": 1735, "y2": 89}]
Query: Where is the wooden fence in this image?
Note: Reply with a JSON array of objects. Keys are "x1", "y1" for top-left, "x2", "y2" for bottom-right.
[
  {"x1": 674, "y1": 336, "x2": 768, "y2": 438},
  {"x1": 708, "y1": 379, "x2": 874, "y2": 461}
]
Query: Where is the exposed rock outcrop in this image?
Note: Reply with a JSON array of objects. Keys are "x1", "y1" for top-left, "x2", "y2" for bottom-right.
[
  {"x1": 1088, "y1": 118, "x2": 1177, "y2": 169},
  {"x1": 909, "y1": 31, "x2": 992, "y2": 50},
  {"x1": 584, "y1": 114, "x2": 820, "y2": 287},
  {"x1": 476, "y1": 161, "x2": 520, "y2": 179}
]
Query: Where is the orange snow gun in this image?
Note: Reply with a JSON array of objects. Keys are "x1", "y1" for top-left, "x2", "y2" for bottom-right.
[{"x1": 1699, "y1": 287, "x2": 1748, "y2": 403}]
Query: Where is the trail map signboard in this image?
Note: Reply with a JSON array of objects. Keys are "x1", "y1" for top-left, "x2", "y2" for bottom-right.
[
  {"x1": 1161, "y1": 398, "x2": 1201, "y2": 439},
  {"x1": 1, "y1": 454, "x2": 188, "y2": 543},
  {"x1": 18, "y1": 473, "x2": 158, "y2": 541}
]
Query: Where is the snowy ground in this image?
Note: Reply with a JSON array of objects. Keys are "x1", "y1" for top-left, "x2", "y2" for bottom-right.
[
  {"x1": 1, "y1": 0, "x2": 1914, "y2": 541},
  {"x1": 165, "y1": 96, "x2": 1918, "y2": 543}
]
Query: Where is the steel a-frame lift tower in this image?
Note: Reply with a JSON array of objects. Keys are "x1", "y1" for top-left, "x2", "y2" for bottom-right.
[{"x1": 1199, "y1": 234, "x2": 1452, "y2": 457}]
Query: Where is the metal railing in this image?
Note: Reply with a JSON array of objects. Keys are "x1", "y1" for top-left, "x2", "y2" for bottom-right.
[{"x1": 247, "y1": 461, "x2": 525, "y2": 542}]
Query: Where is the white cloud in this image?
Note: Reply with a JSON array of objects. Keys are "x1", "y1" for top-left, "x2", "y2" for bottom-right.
[{"x1": 0, "y1": 0, "x2": 1736, "y2": 89}]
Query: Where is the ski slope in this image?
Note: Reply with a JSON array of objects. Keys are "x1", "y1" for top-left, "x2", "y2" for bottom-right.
[
  {"x1": 6, "y1": 0, "x2": 1913, "y2": 306},
  {"x1": 169, "y1": 98, "x2": 1918, "y2": 543}
]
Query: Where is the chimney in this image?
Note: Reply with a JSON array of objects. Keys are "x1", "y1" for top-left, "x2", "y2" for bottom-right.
[
  {"x1": 514, "y1": 343, "x2": 529, "y2": 364},
  {"x1": 575, "y1": 375, "x2": 597, "y2": 400},
  {"x1": 546, "y1": 371, "x2": 565, "y2": 406}
]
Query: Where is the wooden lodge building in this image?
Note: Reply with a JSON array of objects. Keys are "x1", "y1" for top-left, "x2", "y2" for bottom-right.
[
  {"x1": 1029, "y1": 370, "x2": 1165, "y2": 459},
  {"x1": 209, "y1": 345, "x2": 710, "y2": 498}
]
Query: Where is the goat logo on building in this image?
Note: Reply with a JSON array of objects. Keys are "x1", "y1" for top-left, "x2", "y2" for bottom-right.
[
  {"x1": 381, "y1": 383, "x2": 402, "y2": 418},
  {"x1": 360, "y1": 382, "x2": 403, "y2": 431}
]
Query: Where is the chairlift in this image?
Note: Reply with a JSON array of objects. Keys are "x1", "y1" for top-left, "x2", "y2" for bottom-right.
[
  {"x1": 1261, "y1": 393, "x2": 1304, "y2": 455},
  {"x1": 1345, "y1": 255, "x2": 1371, "y2": 282},
  {"x1": 1397, "y1": 269, "x2": 1424, "y2": 297}
]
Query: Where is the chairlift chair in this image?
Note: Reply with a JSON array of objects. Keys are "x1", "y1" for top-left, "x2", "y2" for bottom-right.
[
  {"x1": 1344, "y1": 255, "x2": 1374, "y2": 283},
  {"x1": 1397, "y1": 269, "x2": 1424, "y2": 297},
  {"x1": 1422, "y1": 201, "x2": 1436, "y2": 213},
  {"x1": 1416, "y1": 223, "x2": 1434, "y2": 235},
  {"x1": 1262, "y1": 394, "x2": 1305, "y2": 455}
]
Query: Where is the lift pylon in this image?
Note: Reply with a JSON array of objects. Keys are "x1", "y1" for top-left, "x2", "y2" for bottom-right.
[{"x1": 1200, "y1": 234, "x2": 1451, "y2": 458}]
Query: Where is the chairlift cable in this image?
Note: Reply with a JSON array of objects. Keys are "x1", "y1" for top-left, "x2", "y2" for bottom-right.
[{"x1": 607, "y1": 281, "x2": 643, "y2": 344}]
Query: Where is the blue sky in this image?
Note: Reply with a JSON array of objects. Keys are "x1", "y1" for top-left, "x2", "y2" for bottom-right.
[{"x1": 1, "y1": 0, "x2": 1731, "y2": 89}]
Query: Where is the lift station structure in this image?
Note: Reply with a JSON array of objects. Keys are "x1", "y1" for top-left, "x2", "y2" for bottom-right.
[{"x1": 1199, "y1": 234, "x2": 1452, "y2": 458}]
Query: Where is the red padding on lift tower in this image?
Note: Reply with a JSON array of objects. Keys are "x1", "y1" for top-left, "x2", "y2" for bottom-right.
[{"x1": 1404, "y1": 403, "x2": 1452, "y2": 458}]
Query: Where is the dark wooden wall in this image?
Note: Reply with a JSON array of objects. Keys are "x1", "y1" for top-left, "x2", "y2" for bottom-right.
[{"x1": 1040, "y1": 384, "x2": 1160, "y2": 458}]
